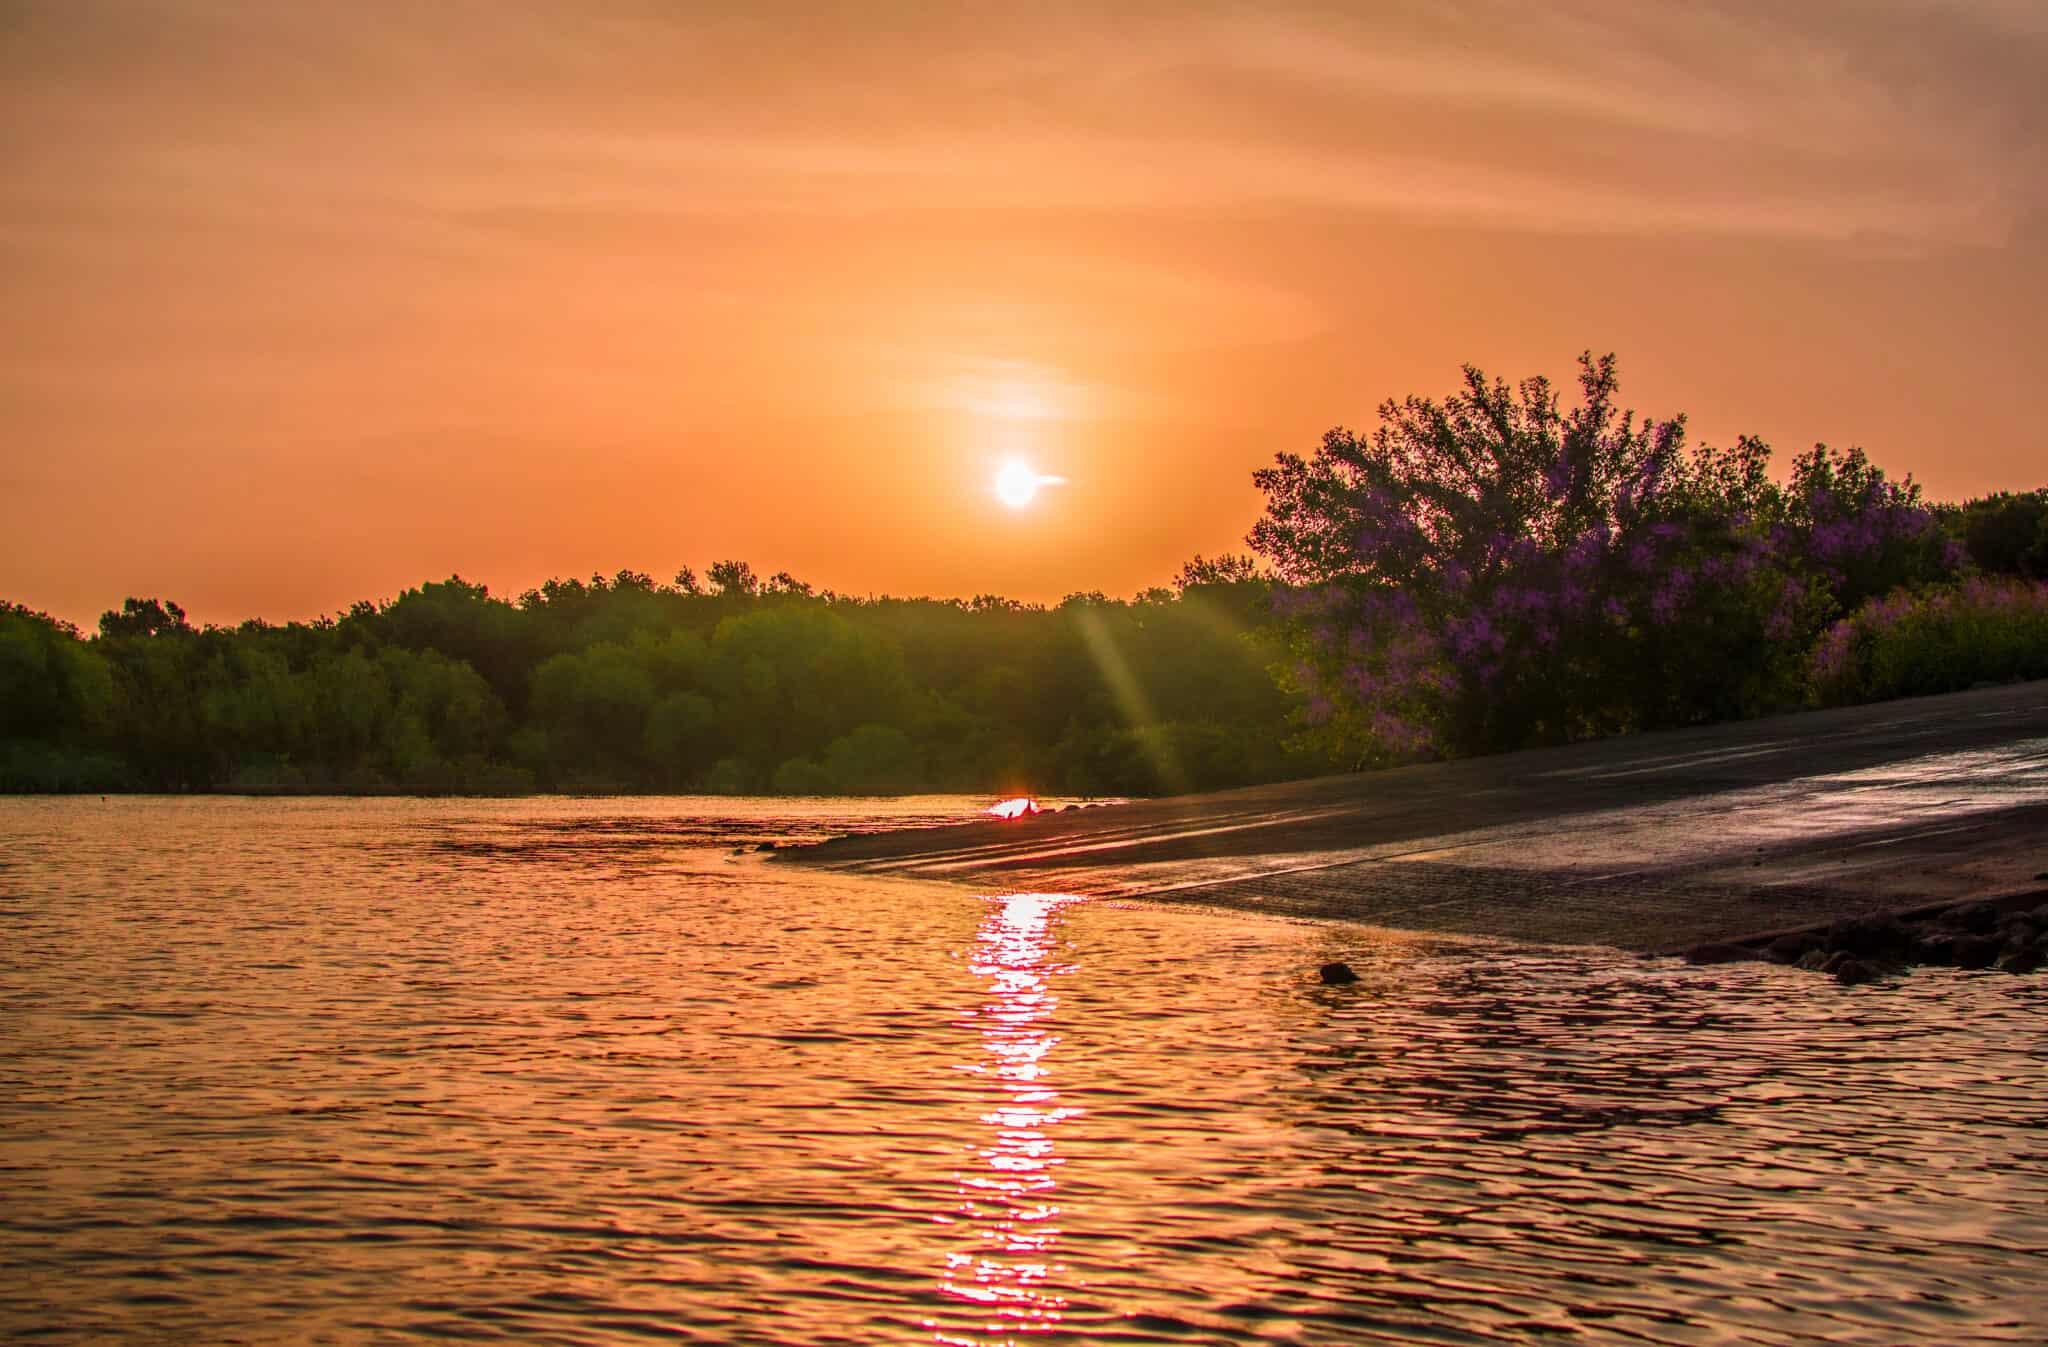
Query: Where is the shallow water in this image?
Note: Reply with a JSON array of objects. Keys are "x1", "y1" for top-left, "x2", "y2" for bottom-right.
[{"x1": 2, "y1": 797, "x2": 2044, "y2": 1344}]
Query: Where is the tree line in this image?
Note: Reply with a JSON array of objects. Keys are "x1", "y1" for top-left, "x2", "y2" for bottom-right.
[{"x1": 0, "y1": 558, "x2": 1319, "y2": 795}]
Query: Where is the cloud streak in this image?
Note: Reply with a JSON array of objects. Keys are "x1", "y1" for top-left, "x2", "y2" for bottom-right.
[{"x1": 5, "y1": 2, "x2": 2040, "y2": 246}]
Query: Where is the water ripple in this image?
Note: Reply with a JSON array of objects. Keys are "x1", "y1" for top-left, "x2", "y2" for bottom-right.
[{"x1": 1, "y1": 797, "x2": 2044, "y2": 1343}]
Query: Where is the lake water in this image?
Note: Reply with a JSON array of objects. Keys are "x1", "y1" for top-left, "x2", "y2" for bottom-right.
[{"x1": 3, "y1": 797, "x2": 2045, "y2": 1344}]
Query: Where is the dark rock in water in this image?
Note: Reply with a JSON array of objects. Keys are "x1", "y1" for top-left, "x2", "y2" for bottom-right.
[
  {"x1": 1826, "y1": 915, "x2": 1912, "y2": 960},
  {"x1": 1946, "y1": 902, "x2": 2000, "y2": 935},
  {"x1": 757, "y1": 841, "x2": 778, "y2": 851},
  {"x1": 1953, "y1": 936, "x2": 2002, "y2": 970},
  {"x1": 1318, "y1": 961, "x2": 1360, "y2": 985},
  {"x1": 1764, "y1": 932, "x2": 1822, "y2": 964},
  {"x1": 1997, "y1": 945, "x2": 2045, "y2": 974},
  {"x1": 1834, "y1": 958, "x2": 1883, "y2": 986},
  {"x1": 1915, "y1": 931, "x2": 1963, "y2": 966},
  {"x1": 1682, "y1": 942, "x2": 1757, "y2": 966}
]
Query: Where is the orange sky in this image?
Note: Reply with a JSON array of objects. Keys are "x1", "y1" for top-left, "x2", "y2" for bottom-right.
[{"x1": 4, "y1": 2, "x2": 2044, "y2": 628}]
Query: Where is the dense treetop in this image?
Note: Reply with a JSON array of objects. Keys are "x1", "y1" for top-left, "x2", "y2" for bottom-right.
[{"x1": 0, "y1": 565, "x2": 1310, "y2": 795}]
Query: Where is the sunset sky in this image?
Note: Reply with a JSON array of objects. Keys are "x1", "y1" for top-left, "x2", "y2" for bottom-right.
[{"x1": 4, "y1": 1, "x2": 2043, "y2": 627}]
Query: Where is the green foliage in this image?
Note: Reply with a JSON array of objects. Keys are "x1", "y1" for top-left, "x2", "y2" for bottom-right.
[
  {"x1": 1, "y1": 604, "x2": 114, "y2": 743},
  {"x1": 2, "y1": 568, "x2": 1327, "y2": 796},
  {"x1": 0, "y1": 740, "x2": 131, "y2": 792},
  {"x1": 1809, "y1": 579, "x2": 2048, "y2": 706},
  {"x1": 769, "y1": 756, "x2": 838, "y2": 795},
  {"x1": 821, "y1": 724, "x2": 922, "y2": 794},
  {"x1": 644, "y1": 690, "x2": 717, "y2": 785},
  {"x1": 1939, "y1": 490, "x2": 2048, "y2": 580}
]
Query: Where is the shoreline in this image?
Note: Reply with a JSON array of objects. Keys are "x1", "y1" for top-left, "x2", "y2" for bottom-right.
[{"x1": 784, "y1": 681, "x2": 2048, "y2": 956}]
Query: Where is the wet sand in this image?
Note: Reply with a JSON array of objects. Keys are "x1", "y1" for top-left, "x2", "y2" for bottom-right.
[{"x1": 786, "y1": 681, "x2": 2048, "y2": 952}]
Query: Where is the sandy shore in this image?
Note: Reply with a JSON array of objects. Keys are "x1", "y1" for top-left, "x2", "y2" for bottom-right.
[{"x1": 785, "y1": 682, "x2": 2048, "y2": 952}]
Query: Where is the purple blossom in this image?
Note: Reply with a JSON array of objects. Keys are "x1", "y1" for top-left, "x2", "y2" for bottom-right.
[{"x1": 1269, "y1": 418, "x2": 1979, "y2": 766}]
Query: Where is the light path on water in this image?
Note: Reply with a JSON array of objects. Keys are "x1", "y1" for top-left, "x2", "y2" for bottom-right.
[{"x1": 2, "y1": 795, "x2": 2044, "y2": 1344}]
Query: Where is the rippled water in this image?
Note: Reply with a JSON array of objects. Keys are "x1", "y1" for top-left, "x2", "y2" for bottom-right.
[{"x1": 3, "y1": 797, "x2": 2045, "y2": 1344}]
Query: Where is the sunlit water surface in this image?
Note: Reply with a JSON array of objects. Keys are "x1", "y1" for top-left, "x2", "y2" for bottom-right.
[{"x1": 2, "y1": 797, "x2": 2045, "y2": 1344}]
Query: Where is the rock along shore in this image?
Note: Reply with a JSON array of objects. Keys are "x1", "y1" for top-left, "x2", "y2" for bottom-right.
[{"x1": 784, "y1": 681, "x2": 2048, "y2": 959}]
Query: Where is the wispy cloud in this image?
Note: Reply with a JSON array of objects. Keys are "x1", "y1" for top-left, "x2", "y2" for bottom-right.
[{"x1": 5, "y1": 2, "x2": 2039, "y2": 246}]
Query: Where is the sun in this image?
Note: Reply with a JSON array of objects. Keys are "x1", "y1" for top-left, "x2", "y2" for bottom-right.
[
  {"x1": 994, "y1": 459, "x2": 1064, "y2": 509},
  {"x1": 994, "y1": 461, "x2": 1040, "y2": 508}
]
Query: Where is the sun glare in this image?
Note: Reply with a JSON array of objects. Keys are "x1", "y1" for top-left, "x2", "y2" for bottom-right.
[{"x1": 994, "y1": 460, "x2": 1064, "y2": 510}]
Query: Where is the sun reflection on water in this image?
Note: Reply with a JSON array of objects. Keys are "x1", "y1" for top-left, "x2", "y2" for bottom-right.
[{"x1": 931, "y1": 893, "x2": 1083, "y2": 1346}]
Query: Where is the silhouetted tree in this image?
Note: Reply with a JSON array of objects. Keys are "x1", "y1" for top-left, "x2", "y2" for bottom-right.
[
  {"x1": 1175, "y1": 553, "x2": 1263, "y2": 589},
  {"x1": 707, "y1": 560, "x2": 759, "y2": 597},
  {"x1": 1942, "y1": 490, "x2": 2048, "y2": 579},
  {"x1": 99, "y1": 597, "x2": 192, "y2": 640}
]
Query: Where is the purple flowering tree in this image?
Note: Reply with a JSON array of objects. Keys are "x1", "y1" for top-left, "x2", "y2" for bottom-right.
[
  {"x1": 1780, "y1": 444, "x2": 1960, "y2": 611},
  {"x1": 1250, "y1": 355, "x2": 1960, "y2": 767}
]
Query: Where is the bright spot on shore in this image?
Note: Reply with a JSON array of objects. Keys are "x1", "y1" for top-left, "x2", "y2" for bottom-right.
[
  {"x1": 994, "y1": 461, "x2": 1064, "y2": 509},
  {"x1": 987, "y1": 797, "x2": 1041, "y2": 819}
]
